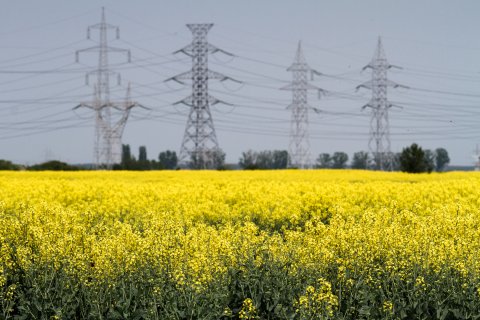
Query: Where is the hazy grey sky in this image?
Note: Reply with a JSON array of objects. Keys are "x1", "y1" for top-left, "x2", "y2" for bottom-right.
[{"x1": 1, "y1": 0, "x2": 480, "y2": 165}]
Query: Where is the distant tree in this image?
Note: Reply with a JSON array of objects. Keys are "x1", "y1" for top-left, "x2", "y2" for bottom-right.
[
  {"x1": 256, "y1": 151, "x2": 273, "y2": 169},
  {"x1": 351, "y1": 151, "x2": 370, "y2": 169},
  {"x1": 158, "y1": 150, "x2": 178, "y2": 170},
  {"x1": 272, "y1": 150, "x2": 289, "y2": 169},
  {"x1": 332, "y1": 152, "x2": 349, "y2": 169},
  {"x1": 139, "y1": 146, "x2": 147, "y2": 163},
  {"x1": 122, "y1": 144, "x2": 132, "y2": 164},
  {"x1": 399, "y1": 143, "x2": 429, "y2": 173},
  {"x1": 28, "y1": 160, "x2": 80, "y2": 171},
  {"x1": 381, "y1": 152, "x2": 399, "y2": 171},
  {"x1": 435, "y1": 148, "x2": 450, "y2": 172},
  {"x1": 138, "y1": 146, "x2": 150, "y2": 170},
  {"x1": 239, "y1": 150, "x2": 258, "y2": 169},
  {"x1": 0, "y1": 159, "x2": 20, "y2": 170},
  {"x1": 371, "y1": 152, "x2": 399, "y2": 171},
  {"x1": 424, "y1": 149, "x2": 435, "y2": 173},
  {"x1": 391, "y1": 152, "x2": 402, "y2": 171},
  {"x1": 212, "y1": 149, "x2": 226, "y2": 170},
  {"x1": 190, "y1": 149, "x2": 225, "y2": 170},
  {"x1": 190, "y1": 152, "x2": 202, "y2": 169},
  {"x1": 316, "y1": 153, "x2": 332, "y2": 169},
  {"x1": 239, "y1": 150, "x2": 288, "y2": 170},
  {"x1": 121, "y1": 144, "x2": 136, "y2": 170}
]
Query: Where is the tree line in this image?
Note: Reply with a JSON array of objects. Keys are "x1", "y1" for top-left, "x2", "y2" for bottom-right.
[
  {"x1": 114, "y1": 145, "x2": 179, "y2": 170},
  {"x1": 238, "y1": 144, "x2": 449, "y2": 173},
  {"x1": 116, "y1": 144, "x2": 228, "y2": 170},
  {"x1": 315, "y1": 145, "x2": 450, "y2": 173},
  {"x1": 0, "y1": 143, "x2": 450, "y2": 173}
]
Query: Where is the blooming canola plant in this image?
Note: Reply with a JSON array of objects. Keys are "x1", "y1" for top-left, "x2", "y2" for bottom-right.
[{"x1": 0, "y1": 170, "x2": 479, "y2": 319}]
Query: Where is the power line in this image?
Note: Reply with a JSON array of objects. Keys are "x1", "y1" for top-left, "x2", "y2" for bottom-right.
[
  {"x1": 0, "y1": 119, "x2": 92, "y2": 140},
  {"x1": 0, "y1": 39, "x2": 86, "y2": 66}
]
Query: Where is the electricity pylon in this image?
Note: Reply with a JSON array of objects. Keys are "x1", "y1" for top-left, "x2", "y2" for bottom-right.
[
  {"x1": 166, "y1": 23, "x2": 237, "y2": 169},
  {"x1": 282, "y1": 41, "x2": 324, "y2": 169},
  {"x1": 109, "y1": 83, "x2": 144, "y2": 163},
  {"x1": 357, "y1": 36, "x2": 406, "y2": 171},
  {"x1": 75, "y1": 7, "x2": 141, "y2": 169},
  {"x1": 473, "y1": 145, "x2": 480, "y2": 171}
]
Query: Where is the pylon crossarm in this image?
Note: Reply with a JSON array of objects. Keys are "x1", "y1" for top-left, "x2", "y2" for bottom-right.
[
  {"x1": 207, "y1": 70, "x2": 229, "y2": 81},
  {"x1": 388, "y1": 64, "x2": 403, "y2": 70},
  {"x1": 388, "y1": 81, "x2": 409, "y2": 89},
  {"x1": 111, "y1": 103, "x2": 134, "y2": 111},
  {"x1": 208, "y1": 44, "x2": 234, "y2": 56},
  {"x1": 356, "y1": 82, "x2": 373, "y2": 91},
  {"x1": 208, "y1": 95, "x2": 233, "y2": 106},
  {"x1": 310, "y1": 69, "x2": 322, "y2": 80},
  {"x1": 362, "y1": 63, "x2": 374, "y2": 71},
  {"x1": 210, "y1": 71, "x2": 241, "y2": 84},
  {"x1": 173, "y1": 45, "x2": 194, "y2": 57},
  {"x1": 207, "y1": 70, "x2": 240, "y2": 83},
  {"x1": 387, "y1": 103, "x2": 403, "y2": 110},
  {"x1": 73, "y1": 103, "x2": 95, "y2": 110},
  {"x1": 165, "y1": 71, "x2": 193, "y2": 85},
  {"x1": 317, "y1": 88, "x2": 328, "y2": 99},
  {"x1": 311, "y1": 107, "x2": 322, "y2": 114},
  {"x1": 361, "y1": 103, "x2": 373, "y2": 110},
  {"x1": 88, "y1": 22, "x2": 117, "y2": 30},
  {"x1": 173, "y1": 95, "x2": 194, "y2": 107},
  {"x1": 134, "y1": 103, "x2": 150, "y2": 110}
]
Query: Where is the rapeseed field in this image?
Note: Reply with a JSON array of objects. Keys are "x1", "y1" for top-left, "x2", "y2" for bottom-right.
[{"x1": 0, "y1": 170, "x2": 479, "y2": 319}]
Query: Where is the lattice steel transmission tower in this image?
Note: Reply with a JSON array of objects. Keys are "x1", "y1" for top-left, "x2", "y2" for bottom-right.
[
  {"x1": 357, "y1": 37, "x2": 405, "y2": 171},
  {"x1": 473, "y1": 145, "x2": 480, "y2": 171},
  {"x1": 75, "y1": 7, "x2": 141, "y2": 169},
  {"x1": 166, "y1": 24, "x2": 237, "y2": 169},
  {"x1": 109, "y1": 83, "x2": 144, "y2": 163},
  {"x1": 282, "y1": 41, "x2": 324, "y2": 169}
]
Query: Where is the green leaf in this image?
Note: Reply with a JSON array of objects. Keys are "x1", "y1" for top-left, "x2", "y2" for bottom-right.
[{"x1": 437, "y1": 308, "x2": 449, "y2": 320}]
